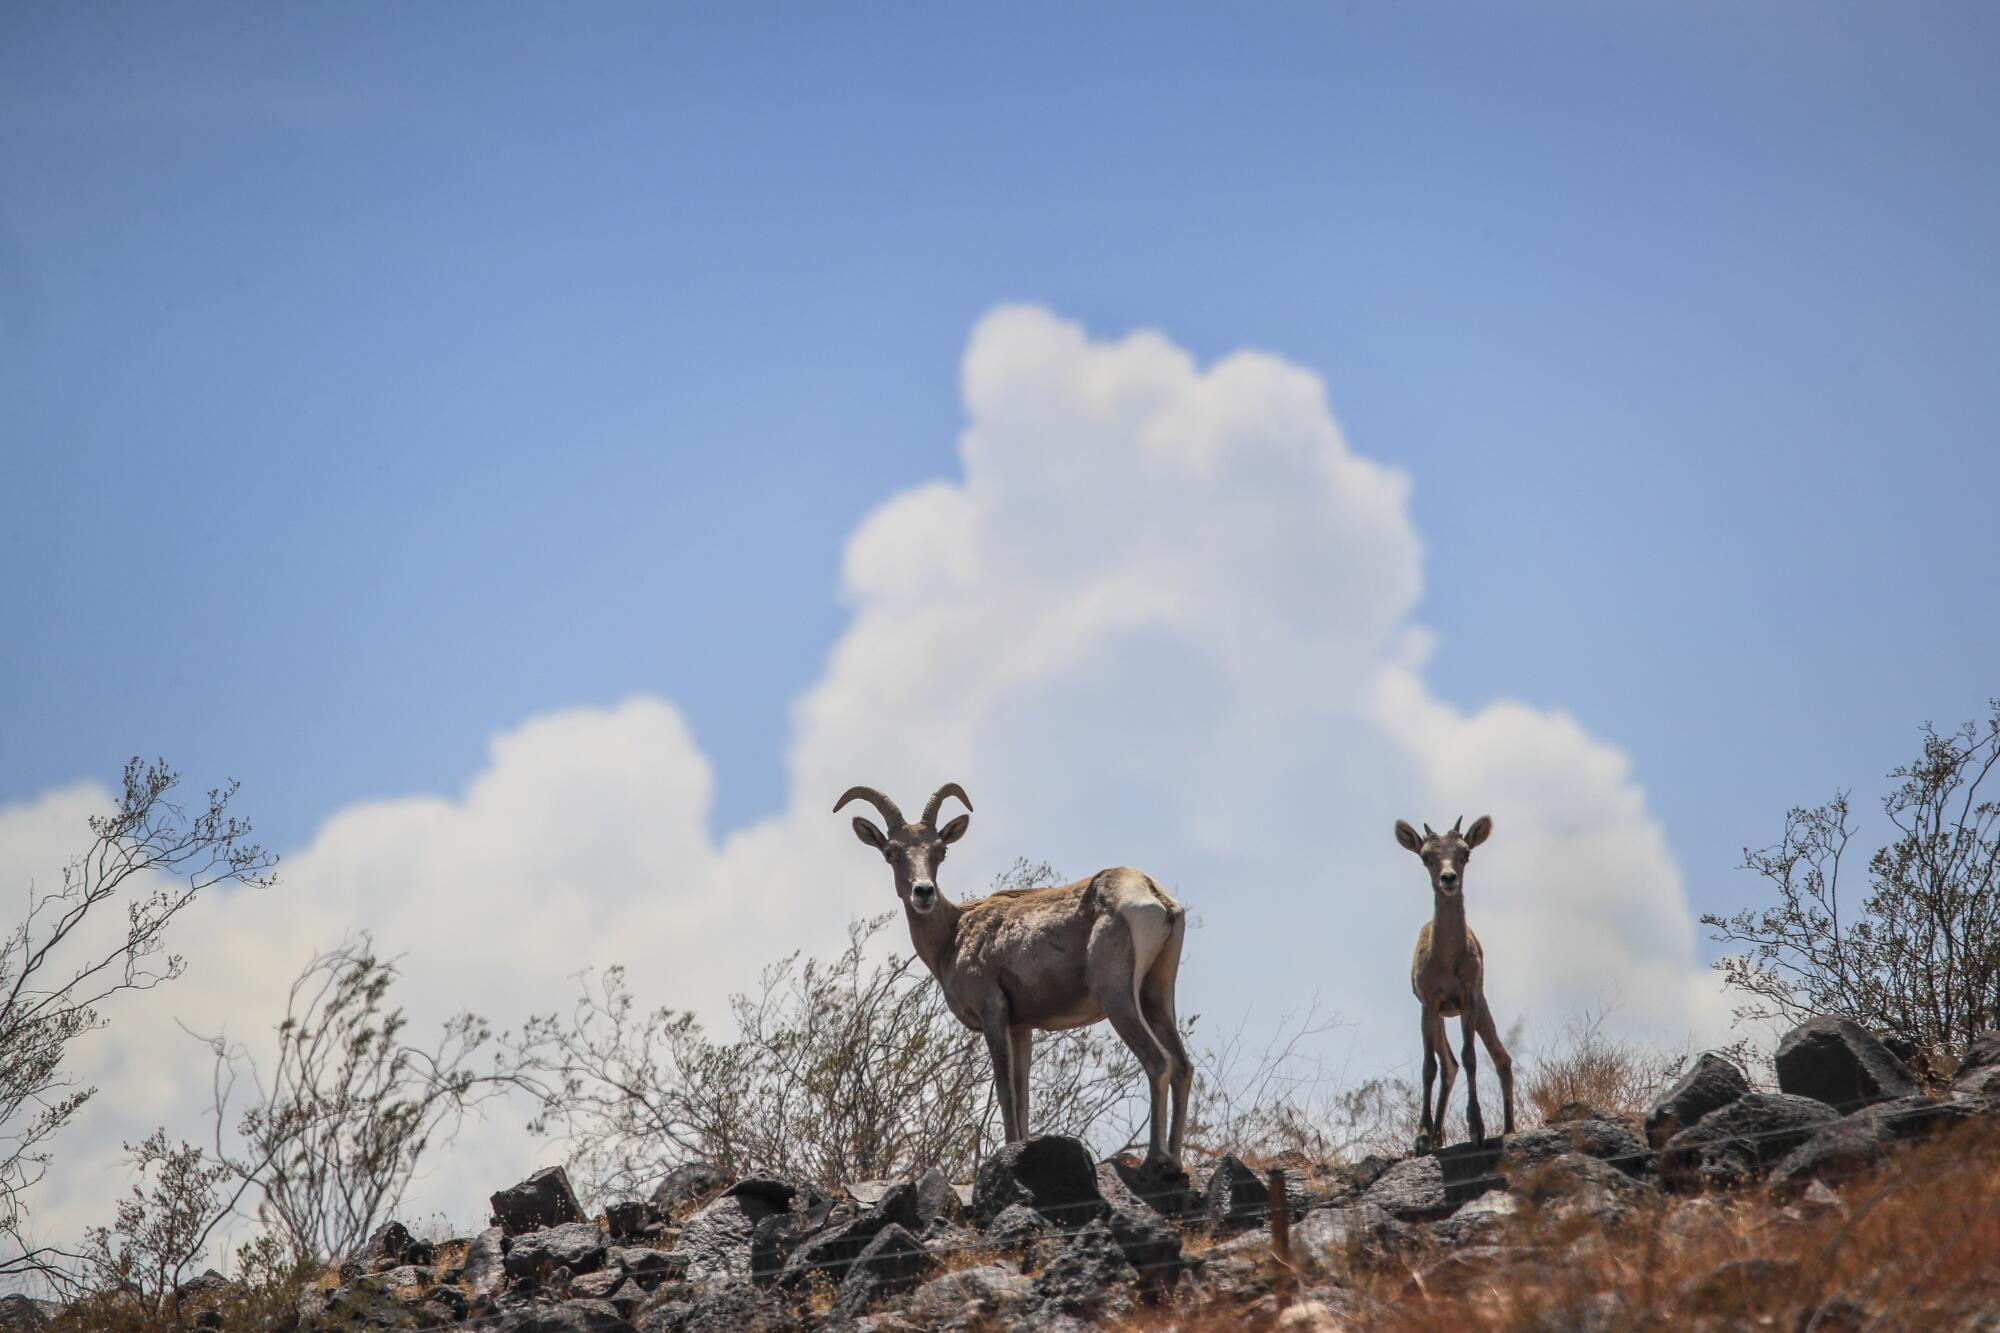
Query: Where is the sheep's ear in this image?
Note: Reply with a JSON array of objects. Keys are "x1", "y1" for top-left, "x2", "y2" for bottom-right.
[
  {"x1": 1394, "y1": 820, "x2": 1424, "y2": 854},
  {"x1": 852, "y1": 817, "x2": 889, "y2": 852},
  {"x1": 1464, "y1": 815, "x2": 1494, "y2": 848},
  {"x1": 937, "y1": 813, "x2": 971, "y2": 845}
]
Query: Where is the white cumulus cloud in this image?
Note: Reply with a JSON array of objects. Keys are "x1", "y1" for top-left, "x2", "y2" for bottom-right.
[{"x1": 2, "y1": 305, "x2": 1731, "y2": 1250}]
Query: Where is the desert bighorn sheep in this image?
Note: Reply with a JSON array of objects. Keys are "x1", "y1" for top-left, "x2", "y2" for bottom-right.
[
  {"x1": 1396, "y1": 814, "x2": 1515, "y2": 1150},
  {"x1": 835, "y1": 783, "x2": 1192, "y2": 1171}
]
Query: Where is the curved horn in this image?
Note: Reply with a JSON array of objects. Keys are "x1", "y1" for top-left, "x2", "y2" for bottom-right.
[
  {"x1": 1452, "y1": 815, "x2": 1464, "y2": 834},
  {"x1": 1423, "y1": 822, "x2": 1436, "y2": 839},
  {"x1": 834, "y1": 786, "x2": 905, "y2": 827},
  {"x1": 922, "y1": 783, "x2": 974, "y2": 827}
]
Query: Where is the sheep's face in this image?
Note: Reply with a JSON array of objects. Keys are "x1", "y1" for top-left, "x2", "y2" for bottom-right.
[
  {"x1": 1395, "y1": 815, "x2": 1492, "y2": 900},
  {"x1": 850, "y1": 813, "x2": 969, "y2": 915}
]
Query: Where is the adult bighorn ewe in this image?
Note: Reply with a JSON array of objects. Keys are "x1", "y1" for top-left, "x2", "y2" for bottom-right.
[
  {"x1": 1396, "y1": 814, "x2": 1515, "y2": 1151},
  {"x1": 835, "y1": 783, "x2": 1192, "y2": 1171}
]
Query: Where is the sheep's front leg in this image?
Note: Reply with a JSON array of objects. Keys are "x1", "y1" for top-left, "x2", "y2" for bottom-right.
[
  {"x1": 981, "y1": 1006, "x2": 1020, "y2": 1143},
  {"x1": 1009, "y1": 1028, "x2": 1034, "y2": 1140}
]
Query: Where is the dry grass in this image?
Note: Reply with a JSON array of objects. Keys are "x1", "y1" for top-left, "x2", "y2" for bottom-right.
[
  {"x1": 1517, "y1": 1007, "x2": 1688, "y2": 1128},
  {"x1": 1106, "y1": 1117, "x2": 2000, "y2": 1331}
]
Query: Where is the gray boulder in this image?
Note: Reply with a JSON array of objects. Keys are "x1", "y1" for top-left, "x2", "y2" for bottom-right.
[
  {"x1": 492, "y1": 1166, "x2": 588, "y2": 1236},
  {"x1": 504, "y1": 1221, "x2": 608, "y2": 1282},
  {"x1": 0, "y1": 1295, "x2": 53, "y2": 1331},
  {"x1": 1660, "y1": 1092, "x2": 1840, "y2": 1188},
  {"x1": 483, "y1": 1298, "x2": 634, "y2": 1332},
  {"x1": 1775, "y1": 1016, "x2": 1921, "y2": 1112},
  {"x1": 1771, "y1": 1093, "x2": 1988, "y2": 1190},
  {"x1": 1018, "y1": 1220, "x2": 1138, "y2": 1325},
  {"x1": 1427, "y1": 1188, "x2": 1520, "y2": 1248},
  {"x1": 675, "y1": 1184, "x2": 795, "y2": 1285},
  {"x1": 1500, "y1": 1107, "x2": 1650, "y2": 1177},
  {"x1": 971, "y1": 1135, "x2": 1106, "y2": 1228},
  {"x1": 1362, "y1": 1154, "x2": 1449, "y2": 1220},
  {"x1": 904, "y1": 1263, "x2": 1033, "y2": 1324},
  {"x1": 1292, "y1": 1201, "x2": 1416, "y2": 1272},
  {"x1": 1107, "y1": 1206, "x2": 1183, "y2": 1290},
  {"x1": 1953, "y1": 1031, "x2": 2000, "y2": 1097},
  {"x1": 1203, "y1": 1154, "x2": 1271, "y2": 1230},
  {"x1": 1103, "y1": 1155, "x2": 1200, "y2": 1217},
  {"x1": 1644, "y1": 1052, "x2": 1749, "y2": 1148},
  {"x1": 650, "y1": 1162, "x2": 731, "y2": 1222},
  {"x1": 775, "y1": 1182, "x2": 924, "y2": 1289},
  {"x1": 605, "y1": 1199, "x2": 658, "y2": 1241},
  {"x1": 608, "y1": 1245, "x2": 688, "y2": 1291},
  {"x1": 632, "y1": 1278, "x2": 800, "y2": 1332},
  {"x1": 464, "y1": 1226, "x2": 509, "y2": 1298},
  {"x1": 1511, "y1": 1151, "x2": 1653, "y2": 1227},
  {"x1": 828, "y1": 1222, "x2": 941, "y2": 1319}
]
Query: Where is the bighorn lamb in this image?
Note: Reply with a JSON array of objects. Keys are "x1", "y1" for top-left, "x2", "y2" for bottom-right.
[
  {"x1": 835, "y1": 783, "x2": 1191, "y2": 1170},
  {"x1": 1396, "y1": 814, "x2": 1516, "y2": 1150}
]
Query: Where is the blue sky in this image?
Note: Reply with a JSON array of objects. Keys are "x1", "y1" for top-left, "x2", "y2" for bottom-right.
[{"x1": 4, "y1": 2, "x2": 1997, "y2": 951}]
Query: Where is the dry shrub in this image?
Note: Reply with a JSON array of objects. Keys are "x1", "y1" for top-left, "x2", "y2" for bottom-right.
[
  {"x1": 1518, "y1": 1006, "x2": 1687, "y2": 1126},
  {"x1": 1181, "y1": 1003, "x2": 1421, "y2": 1166}
]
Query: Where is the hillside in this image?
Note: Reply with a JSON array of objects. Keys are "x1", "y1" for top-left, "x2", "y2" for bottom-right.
[{"x1": 35, "y1": 1017, "x2": 2000, "y2": 1332}]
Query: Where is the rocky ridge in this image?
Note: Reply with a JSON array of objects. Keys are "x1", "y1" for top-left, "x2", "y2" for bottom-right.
[{"x1": 114, "y1": 1020, "x2": 2000, "y2": 1332}]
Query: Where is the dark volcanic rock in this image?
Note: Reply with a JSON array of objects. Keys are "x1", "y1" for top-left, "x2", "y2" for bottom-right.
[
  {"x1": 675, "y1": 1183, "x2": 797, "y2": 1284},
  {"x1": 1772, "y1": 1093, "x2": 1988, "y2": 1190},
  {"x1": 1512, "y1": 1152, "x2": 1653, "y2": 1228},
  {"x1": 492, "y1": 1166, "x2": 588, "y2": 1236},
  {"x1": 1660, "y1": 1092, "x2": 1840, "y2": 1188},
  {"x1": 749, "y1": 1211, "x2": 816, "y2": 1286},
  {"x1": 1107, "y1": 1206, "x2": 1183, "y2": 1290},
  {"x1": 0, "y1": 1295, "x2": 53, "y2": 1331},
  {"x1": 1427, "y1": 1189, "x2": 1521, "y2": 1247},
  {"x1": 634, "y1": 1279, "x2": 800, "y2": 1333},
  {"x1": 776, "y1": 1179, "x2": 928, "y2": 1288},
  {"x1": 1775, "y1": 1016, "x2": 1921, "y2": 1112},
  {"x1": 1501, "y1": 1108, "x2": 1651, "y2": 1177},
  {"x1": 605, "y1": 1200, "x2": 657, "y2": 1242},
  {"x1": 910, "y1": 1167, "x2": 961, "y2": 1229},
  {"x1": 1853, "y1": 1092, "x2": 1986, "y2": 1142},
  {"x1": 503, "y1": 1222, "x2": 608, "y2": 1282},
  {"x1": 984, "y1": 1200, "x2": 1053, "y2": 1248},
  {"x1": 1769, "y1": 1117, "x2": 1887, "y2": 1191},
  {"x1": 1106, "y1": 1155, "x2": 1201, "y2": 1216},
  {"x1": 464, "y1": 1226, "x2": 508, "y2": 1298},
  {"x1": 1363, "y1": 1154, "x2": 1451, "y2": 1220},
  {"x1": 608, "y1": 1246, "x2": 687, "y2": 1290},
  {"x1": 1019, "y1": 1220, "x2": 1139, "y2": 1324},
  {"x1": 1954, "y1": 1031, "x2": 2000, "y2": 1097},
  {"x1": 1645, "y1": 1052, "x2": 1750, "y2": 1148},
  {"x1": 1292, "y1": 1202, "x2": 1416, "y2": 1272},
  {"x1": 971, "y1": 1135, "x2": 1107, "y2": 1228},
  {"x1": 342, "y1": 1219, "x2": 437, "y2": 1280},
  {"x1": 319, "y1": 1279, "x2": 423, "y2": 1330},
  {"x1": 650, "y1": 1162, "x2": 731, "y2": 1222},
  {"x1": 490, "y1": 1300, "x2": 635, "y2": 1332},
  {"x1": 1436, "y1": 1138, "x2": 1508, "y2": 1208},
  {"x1": 828, "y1": 1223, "x2": 941, "y2": 1319},
  {"x1": 1203, "y1": 1154, "x2": 1271, "y2": 1230},
  {"x1": 904, "y1": 1264, "x2": 1034, "y2": 1325}
]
